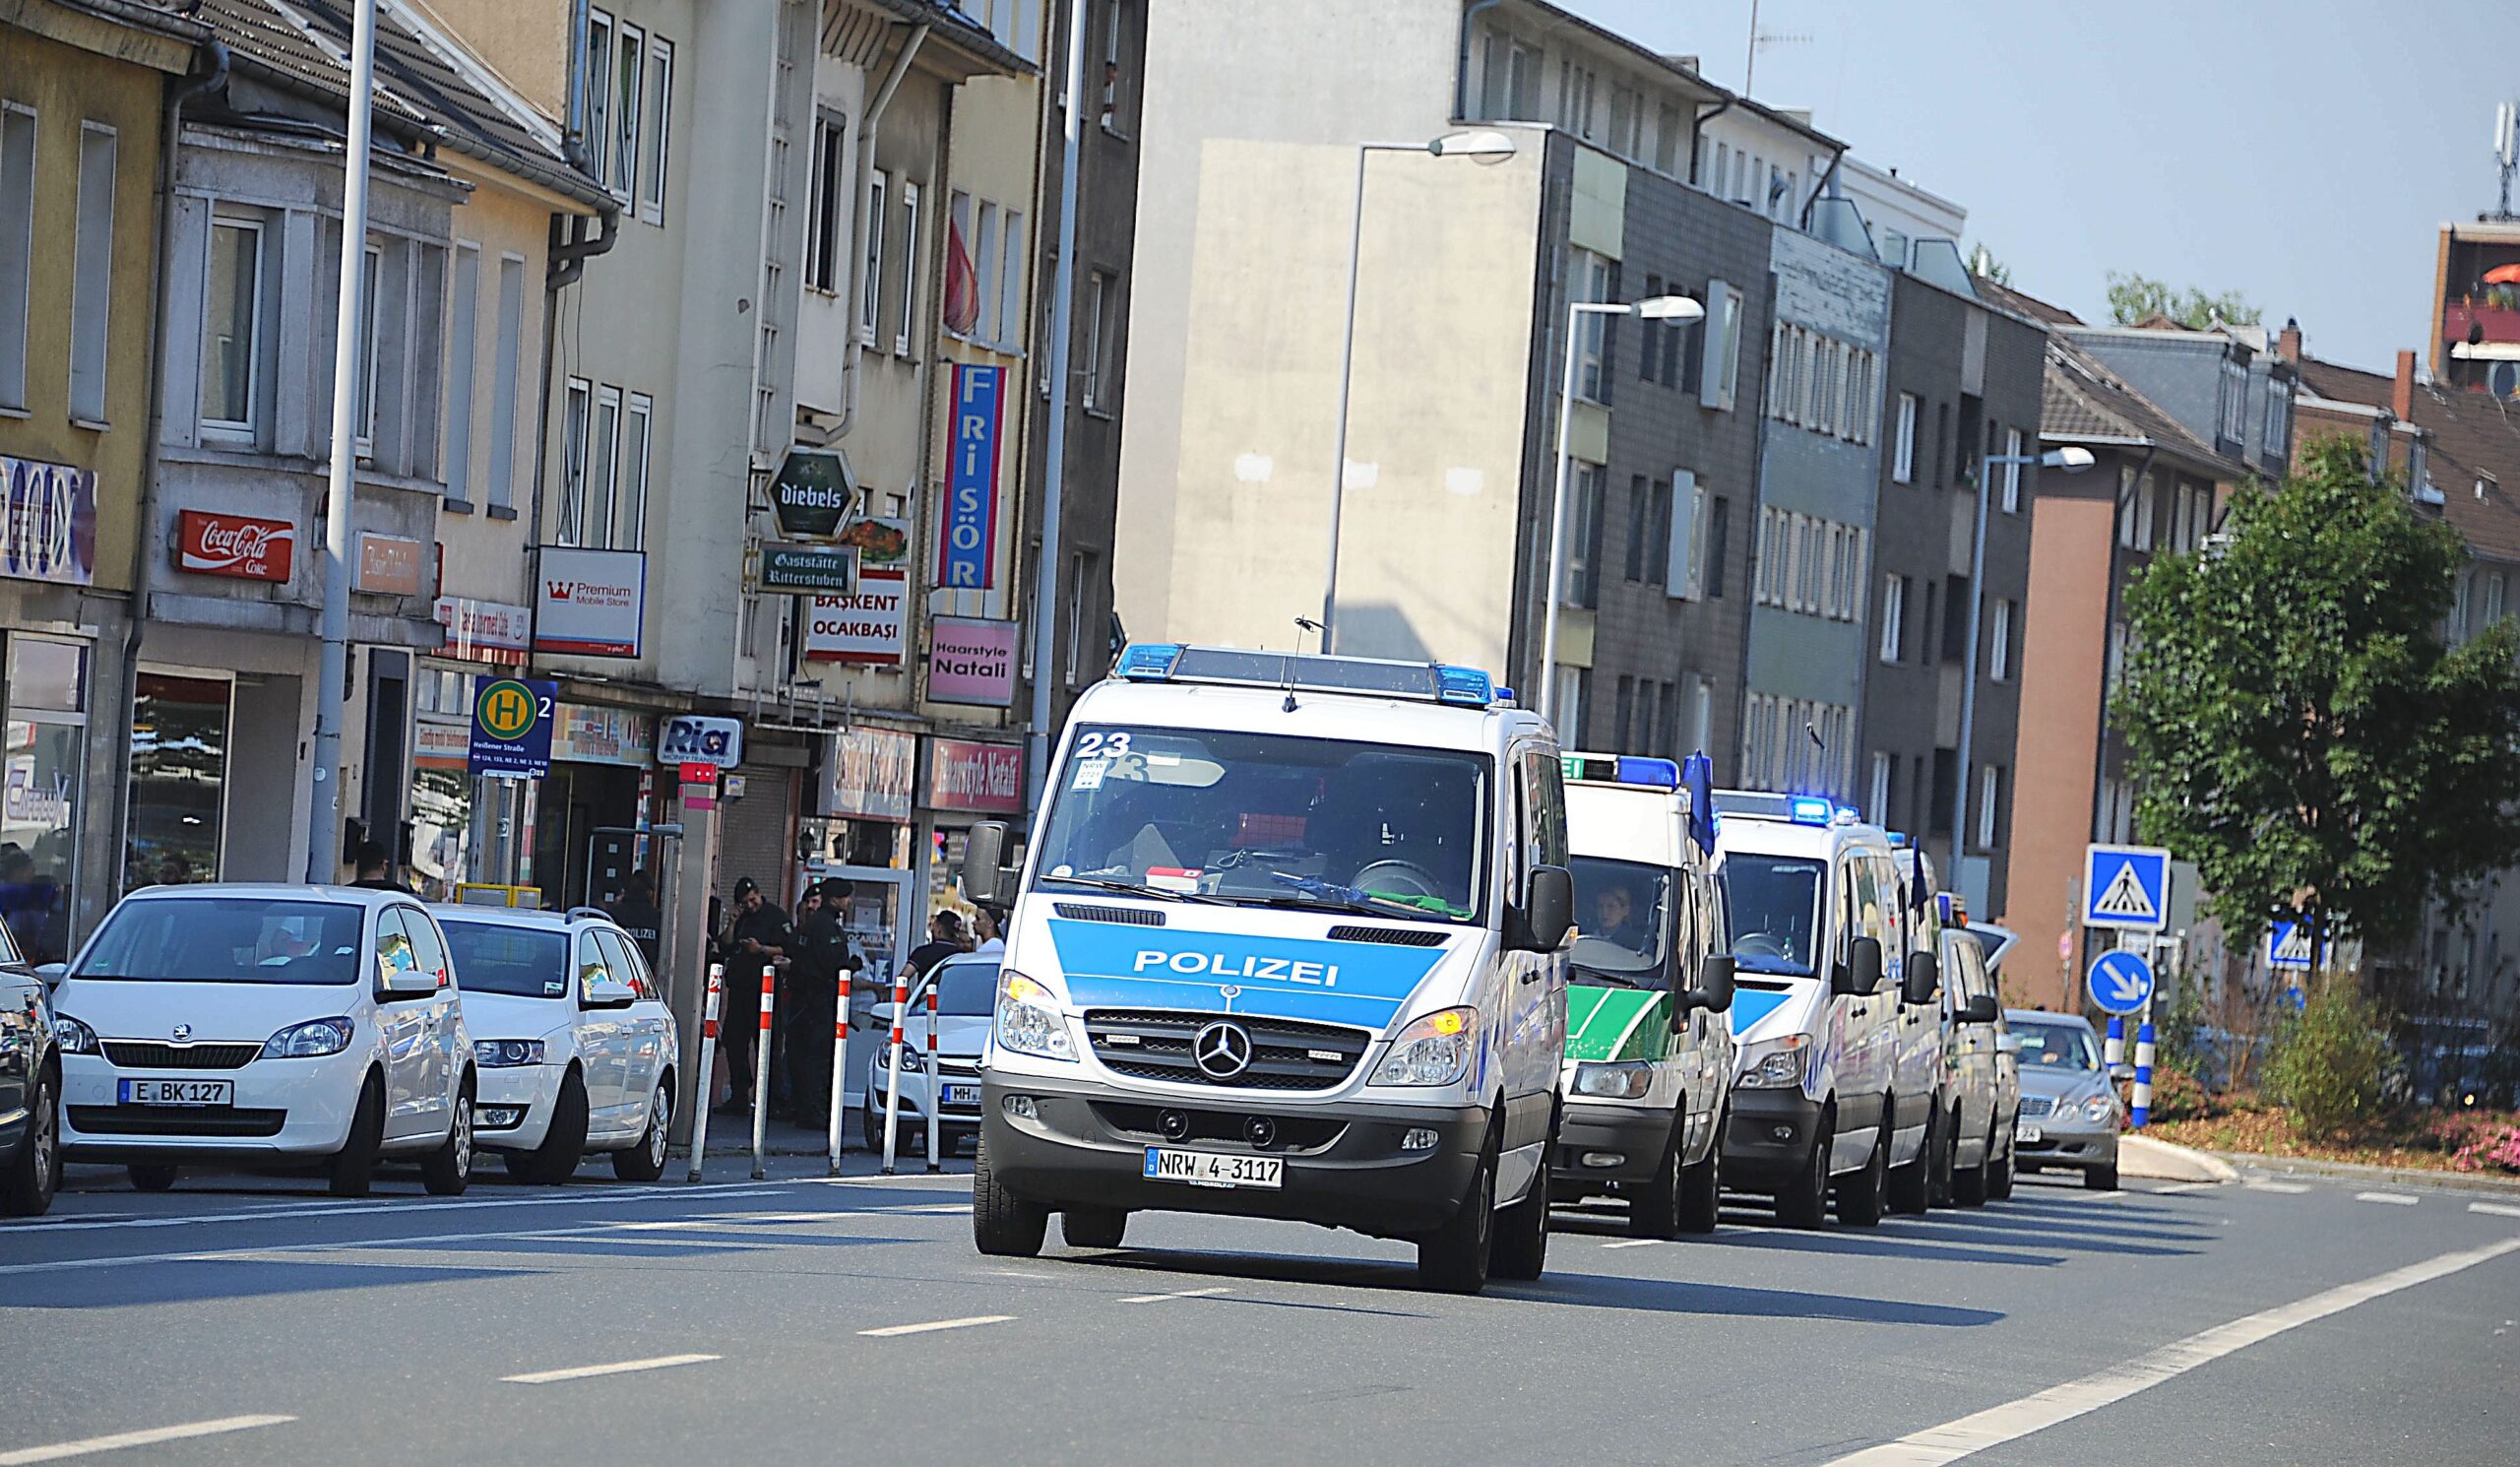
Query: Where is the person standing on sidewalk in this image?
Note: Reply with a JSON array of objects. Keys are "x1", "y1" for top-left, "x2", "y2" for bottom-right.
[
  {"x1": 719, "y1": 876, "x2": 790, "y2": 1113},
  {"x1": 905, "y1": 909, "x2": 969, "y2": 982},
  {"x1": 606, "y1": 870, "x2": 664, "y2": 970},
  {"x1": 973, "y1": 904, "x2": 1007, "y2": 955},
  {"x1": 786, "y1": 878, "x2": 859, "y2": 1122}
]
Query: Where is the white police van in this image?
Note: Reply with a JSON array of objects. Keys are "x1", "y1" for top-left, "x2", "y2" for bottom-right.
[
  {"x1": 1551, "y1": 752, "x2": 1736, "y2": 1237},
  {"x1": 1712, "y1": 794, "x2": 1935, "y2": 1228},
  {"x1": 959, "y1": 645, "x2": 1573, "y2": 1294}
]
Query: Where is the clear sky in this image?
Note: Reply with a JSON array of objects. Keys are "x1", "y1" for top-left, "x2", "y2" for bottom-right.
[{"x1": 1559, "y1": 0, "x2": 2516, "y2": 375}]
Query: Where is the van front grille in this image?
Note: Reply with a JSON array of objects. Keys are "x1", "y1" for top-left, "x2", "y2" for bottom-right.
[{"x1": 1083, "y1": 1009, "x2": 1370, "y2": 1091}]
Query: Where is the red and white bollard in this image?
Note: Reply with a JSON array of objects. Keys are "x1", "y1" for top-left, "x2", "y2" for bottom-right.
[
  {"x1": 925, "y1": 977, "x2": 942, "y2": 1173},
  {"x1": 750, "y1": 961, "x2": 776, "y2": 1180},
  {"x1": 825, "y1": 969, "x2": 850, "y2": 1175},
  {"x1": 683, "y1": 965, "x2": 724, "y2": 1182},
  {"x1": 881, "y1": 967, "x2": 911, "y2": 1175}
]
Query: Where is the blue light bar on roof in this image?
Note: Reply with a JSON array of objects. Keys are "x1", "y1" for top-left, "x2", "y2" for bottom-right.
[
  {"x1": 1787, "y1": 796, "x2": 1835, "y2": 826},
  {"x1": 1434, "y1": 665, "x2": 1494, "y2": 706},
  {"x1": 1558, "y1": 752, "x2": 1681, "y2": 790},
  {"x1": 1115, "y1": 643, "x2": 1183, "y2": 680}
]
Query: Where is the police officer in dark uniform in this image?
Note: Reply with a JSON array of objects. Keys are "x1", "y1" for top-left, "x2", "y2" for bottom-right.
[
  {"x1": 786, "y1": 878, "x2": 860, "y2": 1121},
  {"x1": 606, "y1": 870, "x2": 664, "y2": 970}
]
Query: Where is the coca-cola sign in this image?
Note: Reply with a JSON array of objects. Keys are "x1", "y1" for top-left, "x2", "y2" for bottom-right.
[{"x1": 176, "y1": 509, "x2": 294, "y2": 583}]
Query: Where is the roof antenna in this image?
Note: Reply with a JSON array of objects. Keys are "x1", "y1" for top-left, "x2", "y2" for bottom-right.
[{"x1": 1293, "y1": 613, "x2": 1324, "y2": 653}]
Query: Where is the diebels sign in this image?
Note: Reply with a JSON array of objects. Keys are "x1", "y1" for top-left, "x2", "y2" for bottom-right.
[
  {"x1": 175, "y1": 509, "x2": 293, "y2": 583},
  {"x1": 767, "y1": 447, "x2": 858, "y2": 540},
  {"x1": 659, "y1": 715, "x2": 743, "y2": 769},
  {"x1": 940, "y1": 364, "x2": 1002, "y2": 589}
]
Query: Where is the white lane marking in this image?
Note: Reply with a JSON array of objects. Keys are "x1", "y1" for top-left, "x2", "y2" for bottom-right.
[
  {"x1": 2470, "y1": 1201, "x2": 2520, "y2": 1220},
  {"x1": 0, "y1": 1212, "x2": 818, "y2": 1278},
  {"x1": 12, "y1": 1184, "x2": 787, "y2": 1234},
  {"x1": 2243, "y1": 1180, "x2": 2311, "y2": 1194},
  {"x1": 2147, "y1": 1181, "x2": 2214, "y2": 1195},
  {"x1": 1119, "y1": 1286, "x2": 1231, "y2": 1305},
  {"x1": 503, "y1": 1354, "x2": 720, "y2": 1385},
  {"x1": 858, "y1": 1314, "x2": 1014, "y2": 1337},
  {"x1": 988, "y1": 1269, "x2": 1056, "y2": 1280},
  {"x1": 1601, "y1": 1239, "x2": 1664, "y2": 1249},
  {"x1": 0, "y1": 1414, "x2": 295, "y2": 1465},
  {"x1": 1820, "y1": 1235, "x2": 2520, "y2": 1467},
  {"x1": 2355, "y1": 1191, "x2": 2421, "y2": 1206},
  {"x1": 612, "y1": 1212, "x2": 865, "y2": 1231},
  {"x1": 877, "y1": 1203, "x2": 972, "y2": 1215}
]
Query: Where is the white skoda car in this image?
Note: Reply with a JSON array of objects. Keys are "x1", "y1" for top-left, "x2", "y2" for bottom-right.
[
  {"x1": 50, "y1": 884, "x2": 476, "y2": 1196},
  {"x1": 433, "y1": 907, "x2": 678, "y2": 1183}
]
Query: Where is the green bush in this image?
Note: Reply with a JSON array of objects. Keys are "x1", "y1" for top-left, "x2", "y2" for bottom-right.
[
  {"x1": 2265, "y1": 983, "x2": 2395, "y2": 1136},
  {"x1": 2144, "y1": 1065, "x2": 2216, "y2": 1123}
]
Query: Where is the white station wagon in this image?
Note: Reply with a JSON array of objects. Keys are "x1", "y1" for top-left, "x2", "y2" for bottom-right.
[{"x1": 433, "y1": 907, "x2": 678, "y2": 1183}]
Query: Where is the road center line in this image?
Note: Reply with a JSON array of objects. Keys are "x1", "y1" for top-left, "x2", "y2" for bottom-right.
[
  {"x1": 11, "y1": 1185, "x2": 788, "y2": 1235},
  {"x1": 1819, "y1": 1235, "x2": 2520, "y2": 1467},
  {"x1": 2354, "y1": 1191, "x2": 2420, "y2": 1206},
  {"x1": 2146, "y1": 1181, "x2": 2215, "y2": 1195},
  {"x1": 1601, "y1": 1239, "x2": 1664, "y2": 1249},
  {"x1": 503, "y1": 1354, "x2": 720, "y2": 1384},
  {"x1": 0, "y1": 1414, "x2": 295, "y2": 1465},
  {"x1": 2470, "y1": 1201, "x2": 2520, "y2": 1220},
  {"x1": 2243, "y1": 1180, "x2": 2311, "y2": 1194},
  {"x1": 858, "y1": 1314, "x2": 1014, "y2": 1337},
  {"x1": 1119, "y1": 1286, "x2": 1231, "y2": 1304}
]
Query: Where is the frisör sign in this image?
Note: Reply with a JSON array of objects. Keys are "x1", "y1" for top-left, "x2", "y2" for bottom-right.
[{"x1": 938, "y1": 364, "x2": 1002, "y2": 589}]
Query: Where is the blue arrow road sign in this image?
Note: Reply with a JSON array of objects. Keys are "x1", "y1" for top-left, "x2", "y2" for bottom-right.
[
  {"x1": 2088, "y1": 948, "x2": 2156, "y2": 1015},
  {"x1": 2083, "y1": 844, "x2": 2171, "y2": 929}
]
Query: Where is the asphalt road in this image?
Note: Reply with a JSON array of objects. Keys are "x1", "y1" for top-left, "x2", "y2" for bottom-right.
[{"x1": 3, "y1": 1155, "x2": 2514, "y2": 1466}]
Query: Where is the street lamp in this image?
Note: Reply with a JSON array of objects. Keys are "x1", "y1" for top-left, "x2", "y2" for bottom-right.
[
  {"x1": 1536, "y1": 293, "x2": 1705, "y2": 726},
  {"x1": 1318, "y1": 129, "x2": 1519, "y2": 654},
  {"x1": 1952, "y1": 442, "x2": 2094, "y2": 876}
]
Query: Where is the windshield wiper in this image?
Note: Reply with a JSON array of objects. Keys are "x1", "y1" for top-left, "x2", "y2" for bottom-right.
[
  {"x1": 1570, "y1": 965, "x2": 1648, "y2": 989},
  {"x1": 1036, "y1": 873, "x2": 1230, "y2": 905},
  {"x1": 1267, "y1": 871, "x2": 1464, "y2": 922}
]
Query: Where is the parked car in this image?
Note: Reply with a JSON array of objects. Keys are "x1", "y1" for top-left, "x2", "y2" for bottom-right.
[
  {"x1": 1, "y1": 913, "x2": 62, "y2": 1214},
  {"x1": 865, "y1": 953, "x2": 994, "y2": 1158},
  {"x1": 1941, "y1": 923, "x2": 2017, "y2": 1205},
  {"x1": 2005, "y1": 1009, "x2": 2122, "y2": 1189},
  {"x1": 51, "y1": 885, "x2": 476, "y2": 1196},
  {"x1": 433, "y1": 907, "x2": 678, "y2": 1183}
]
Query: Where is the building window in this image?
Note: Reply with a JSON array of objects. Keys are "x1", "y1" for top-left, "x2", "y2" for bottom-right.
[
  {"x1": 894, "y1": 180, "x2": 920, "y2": 356},
  {"x1": 859, "y1": 173, "x2": 886, "y2": 343},
  {"x1": 997, "y1": 210, "x2": 1026, "y2": 350},
  {"x1": 1101, "y1": 0, "x2": 1132, "y2": 135},
  {"x1": 640, "y1": 36, "x2": 672, "y2": 223},
  {"x1": 488, "y1": 255, "x2": 524, "y2": 510},
  {"x1": 0, "y1": 103, "x2": 32, "y2": 412},
  {"x1": 585, "y1": 11, "x2": 614, "y2": 188},
  {"x1": 1977, "y1": 764, "x2": 2002, "y2": 850},
  {"x1": 1624, "y1": 474, "x2": 1651, "y2": 583},
  {"x1": 806, "y1": 112, "x2": 846, "y2": 291},
  {"x1": 1704, "y1": 497, "x2": 1729, "y2": 599},
  {"x1": 1082, "y1": 268, "x2": 1115, "y2": 411},
  {"x1": 2264, "y1": 377, "x2": 2291, "y2": 457},
  {"x1": 2134, "y1": 472, "x2": 2156, "y2": 551},
  {"x1": 1648, "y1": 473, "x2": 1676, "y2": 586},
  {"x1": 1573, "y1": 249, "x2": 1611, "y2": 403},
  {"x1": 68, "y1": 122, "x2": 117, "y2": 424},
  {"x1": 1991, "y1": 599, "x2": 2015, "y2": 680},
  {"x1": 587, "y1": 385, "x2": 621, "y2": 548},
  {"x1": 2001, "y1": 426, "x2": 2024, "y2": 513},
  {"x1": 559, "y1": 376, "x2": 592, "y2": 545},
  {"x1": 1878, "y1": 573, "x2": 1905, "y2": 663},
  {"x1": 2220, "y1": 356, "x2": 2247, "y2": 443},
  {"x1": 352, "y1": 243, "x2": 382, "y2": 450},
  {"x1": 202, "y1": 217, "x2": 265, "y2": 434},
  {"x1": 1892, "y1": 393, "x2": 1919, "y2": 483},
  {"x1": 619, "y1": 392, "x2": 652, "y2": 548},
  {"x1": 1564, "y1": 461, "x2": 1605, "y2": 607},
  {"x1": 611, "y1": 22, "x2": 644, "y2": 200},
  {"x1": 1557, "y1": 59, "x2": 1598, "y2": 137},
  {"x1": 1700, "y1": 279, "x2": 1743, "y2": 412},
  {"x1": 440, "y1": 241, "x2": 476, "y2": 497},
  {"x1": 974, "y1": 199, "x2": 1001, "y2": 345},
  {"x1": 1065, "y1": 549, "x2": 1091, "y2": 684},
  {"x1": 1638, "y1": 272, "x2": 1665, "y2": 383},
  {"x1": 1869, "y1": 752, "x2": 1892, "y2": 825}
]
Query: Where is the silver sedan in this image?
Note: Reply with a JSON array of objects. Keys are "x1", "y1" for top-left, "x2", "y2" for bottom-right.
[{"x1": 2003, "y1": 1010, "x2": 2123, "y2": 1189}]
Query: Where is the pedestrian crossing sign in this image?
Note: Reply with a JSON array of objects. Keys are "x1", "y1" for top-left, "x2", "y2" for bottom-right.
[{"x1": 2083, "y1": 845, "x2": 2171, "y2": 930}]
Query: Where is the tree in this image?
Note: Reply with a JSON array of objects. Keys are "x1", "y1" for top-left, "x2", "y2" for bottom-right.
[
  {"x1": 2105, "y1": 271, "x2": 2262, "y2": 330},
  {"x1": 2113, "y1": 437, "x2": 2520, "y2": 964},
  {"x1": 1966, "y1": 242, "x2": 2011, "y2": 286}
]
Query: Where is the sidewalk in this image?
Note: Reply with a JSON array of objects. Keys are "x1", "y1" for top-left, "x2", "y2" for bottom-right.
[
  {"x1": 2212, "y1": 1150, "x2": 2520, "y2": 1196},
  {"x1": 679, "y1": 1101, "x2": 971, "y2": 1163}
]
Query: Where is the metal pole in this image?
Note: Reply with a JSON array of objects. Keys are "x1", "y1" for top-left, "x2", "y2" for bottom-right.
[
  {"x1": 307, "y1": 0, "x2": 380, "y2": 882},
  {"x1": 1537, "y1": 300, "x2": 1590, "y2": 725},
  {"x1": 683, "y1": 966, "x2": 722, "y2": 1182},
  {"x1": 1319, "y1": 145, "x2": 1373, "y2": 655},
  {"x1": 1952, "y1": 451, "x2": 1997, "y2": 883},
  {"x1": 1025, "y1": 0, "x2": 1091, "y2": 818},
  {"x1": 749, "y1": 961, "x2": 775, "y2": 1180}
]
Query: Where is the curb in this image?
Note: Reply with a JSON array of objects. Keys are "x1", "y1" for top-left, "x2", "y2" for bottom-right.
[
  {"x1": 2210, "y1": 1150, "x2": 2520, "y2": 1197},
  {"x1": 2120, "y1": 1134, "x2": 2237, "y2": 1182}
]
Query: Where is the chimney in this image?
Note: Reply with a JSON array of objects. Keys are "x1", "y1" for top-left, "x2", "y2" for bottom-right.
[
  {"x1": 2278, "y1": 316, "x2": 2301, "y2": 363},
  {"x1": 2394, "y1": 350, "x2": 2417, "y2": 421}
]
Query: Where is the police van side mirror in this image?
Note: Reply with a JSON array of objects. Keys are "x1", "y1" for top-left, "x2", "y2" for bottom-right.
[
  {"x1": 961, "y1": 821, "x2": 1013, "y2": 905},
  {"x1": 1838, "y1": 936, "x2": 1883, "y2": 997},
  {"x1": 1518, "y1": 865, "x2": 1573, "y2": 953},
  {"x1": 1902, "y1": 949, "x2": 1939, "y2": 1007},
  {"x1": 1678, "y1": 954, "x2": 1735, "y2": 1030},
  {"x1": 1960, "y1": 993, "x2": 1999, "y2": 1025}
]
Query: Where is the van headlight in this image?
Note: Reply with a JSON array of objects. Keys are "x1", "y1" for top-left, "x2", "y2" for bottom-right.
[
  {"x1": 263, "y1": 1017, "x2": 355, "y2": 1058},
  {"x1": 994, "y1": 971, "x2": 1074, "y2": 1061},
  {"x1": 1736, "y1": 1039, "x2": 1806, "y2": 1090},
  {"x1": 1370, "y1": 1007, "x2": 1478, "y2": 1087},
  {"x1": 1573, "y1": 1060, "x2": 1655, "y2": 1100}
]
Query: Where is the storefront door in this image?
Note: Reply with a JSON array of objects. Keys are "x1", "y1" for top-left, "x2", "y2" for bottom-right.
[{"x1": 125, "y1": 671, "x2": 232, "y2": 893}]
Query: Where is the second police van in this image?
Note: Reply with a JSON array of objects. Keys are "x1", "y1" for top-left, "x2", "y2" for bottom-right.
[
  {"x1": 1712, "y1": 793, "x2": 1937, "y2": 1228},
  {"x1": 959, "y1": 645, "x2": 1573, "y2": 1294},
  {"x1": 1551, "y1": 751, "x2": 1736, "y2": 1237}
]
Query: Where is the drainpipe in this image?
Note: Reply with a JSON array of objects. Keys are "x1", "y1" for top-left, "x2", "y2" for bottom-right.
[
  {"x1": 111, "y1": 39, "x2": 229, "y2": 904},
  {"x1": 1798, "y1": 146, "x2": 1844, "y2": 231},
  {"x1": 1454, "y1": 0, "x2": 1504, "y2": 121},
  {"x1": 835, "y1": 23, "x2": 928, "y2": 439},
  {"x1": 1690, "y1": 96, "x2": 1733, "y2": 190}
]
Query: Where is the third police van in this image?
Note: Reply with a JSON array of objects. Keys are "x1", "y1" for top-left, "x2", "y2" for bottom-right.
[
  {"x1": 1552, "y1": 752, "x2": 1735, "y2": 1238},
  {"x1": 1712, "y1": 794, "x2": 1936, "y2": 1229}
]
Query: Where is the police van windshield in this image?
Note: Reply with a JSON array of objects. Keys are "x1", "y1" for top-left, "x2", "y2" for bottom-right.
[
  {"x1": 1569, "y1": 856, "x2": 1671, "y2": 989},
  {"x1": 1723, "y1": 855, "x2": 1824, "y2": 977},
  {"x1": 1033, "y1": 725, "x2": 1488, "y2": 923}
]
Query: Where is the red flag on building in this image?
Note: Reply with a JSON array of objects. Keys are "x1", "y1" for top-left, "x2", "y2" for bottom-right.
[{"x1": 942, "y1": 216, "x2": 979, "y2": 335}]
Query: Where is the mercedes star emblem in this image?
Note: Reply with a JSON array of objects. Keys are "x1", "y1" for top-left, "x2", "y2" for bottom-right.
[
  {"x1": 1191, "y1": 1020, "x2": 1254, "y2": 1081},
  {"x1": 171, "y1": 1023, "x2": 191, "y2": 1042}
]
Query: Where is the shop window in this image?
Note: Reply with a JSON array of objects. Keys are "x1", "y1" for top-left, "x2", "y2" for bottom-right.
[
  {"x1": 125, "y1": 672, "x2": 230, "y2": 894},
  {"x1": 1, "y1": 637, "x2": 88, "y2": 964}
]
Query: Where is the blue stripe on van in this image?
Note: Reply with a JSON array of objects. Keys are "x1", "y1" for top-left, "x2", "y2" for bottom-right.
[{"x1": 1044, "y1": 919, "x2": 1450, "y2": 1032}]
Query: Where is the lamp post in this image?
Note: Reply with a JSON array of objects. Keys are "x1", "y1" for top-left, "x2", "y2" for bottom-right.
[
  {"x1": 1318, "y1": 129, "x2": 1518, "y2": 654},
  {"x1": 1953, "y1": 443, "x2": 2094, "y2": 878},
  {"x1": 1536, "y1": 293, "x2": 1704, "y2": 727}
]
